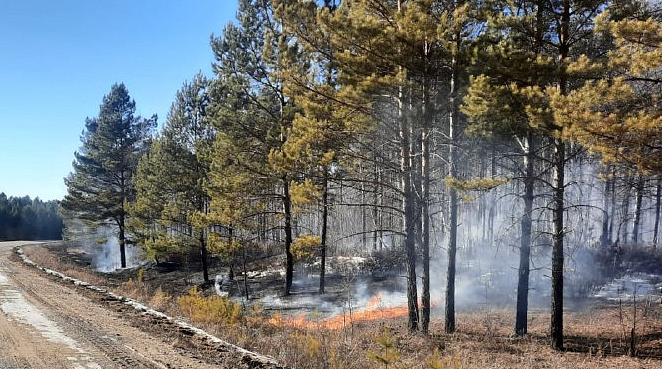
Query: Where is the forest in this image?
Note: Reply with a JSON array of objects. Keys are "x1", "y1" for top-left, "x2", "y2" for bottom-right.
[
  {"x1": 58, "y1": 0, "x2": 662, "y2": 365},
  {"x1": 0, "y1": 193, "x2": 63, "y2": 241}
]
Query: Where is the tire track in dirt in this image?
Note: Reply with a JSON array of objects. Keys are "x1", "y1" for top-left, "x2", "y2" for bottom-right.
[
  {"x1": 0, "y1": 251, "x2": 107, "y2": 368},
  {"x1": 5, "y1": 269, "x2": 155, "y2": 368},
  {"x1": 0, "y1": 241, "x2": 226, "y2": 368},
  {"x1": 11, "y1": 242, "x2": 285, "y2": 369}
]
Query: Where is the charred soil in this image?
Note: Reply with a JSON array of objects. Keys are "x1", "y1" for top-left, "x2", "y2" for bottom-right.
[{"x1": 24, "y1": 242, "x2": 662, "y2": 369}]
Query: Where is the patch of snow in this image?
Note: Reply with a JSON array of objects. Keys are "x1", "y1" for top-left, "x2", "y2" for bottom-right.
[
  {"x1": 335, "y1": 256, "x2": 367, "y2": 264},
  {"x1": 245, "y1": 269, "x2": 285, "y2": 279}
]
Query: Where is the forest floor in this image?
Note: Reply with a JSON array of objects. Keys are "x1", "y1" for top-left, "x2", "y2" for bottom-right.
[{"x1": 21, "y1": 242, "x2": 662, "y2": 369}]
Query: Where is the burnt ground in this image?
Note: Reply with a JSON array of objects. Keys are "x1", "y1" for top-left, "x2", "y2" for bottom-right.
[
  {"x1": 41, "y1": 242, "x2": 662, "y2": 318},
  {"x1": 46, "y1": 242, "x2": 412, "y2": 317},
  {"x1": 19, "y1": 242, "x2": 662, "y2": 369}
]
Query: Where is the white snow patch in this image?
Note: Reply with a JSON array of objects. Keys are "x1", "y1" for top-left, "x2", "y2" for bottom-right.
[
  {"x1": 309, "y1": 256, "x2": 370, "y2": 274},
  {"x1": 245, "y1": 269, "x2": 286, "y2": 279}
]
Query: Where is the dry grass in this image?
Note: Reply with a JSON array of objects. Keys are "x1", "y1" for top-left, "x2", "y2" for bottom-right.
[
  {"x1": 22, "y1": 245, "x2": 107, "y2": 285},
  {"x1": 21, "y1": 244, "x2": 662, "y2": 369}
]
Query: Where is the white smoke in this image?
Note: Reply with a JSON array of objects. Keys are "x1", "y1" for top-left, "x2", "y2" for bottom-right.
[
  {"x1": 214, "y1": 274, "x2": 229, "y2": 297},
  {"x1": 92, "y1": 234, "x2": 142, "y2": 272},
  {"x1": 63, "y1": 221, "x2": 143, "y2": 272}
]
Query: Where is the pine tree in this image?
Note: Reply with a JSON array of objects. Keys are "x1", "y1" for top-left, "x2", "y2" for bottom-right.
[
  {"x1": 315, "y1": 0, "x2": 479, "y2": 333},
  {"x1": 554, "y1": 4, "x2": 662, "y2": 173},
  {"x1": 463, "y1": 0, "x2": 611, "y2": 347},
  {"x1": 439, "y1": 0, "x2": 479, "y2": 335},
  {"x1": 130, "y1": 74, "x2": 214, "y2": 281},
  {"x1": 276, "y1": 0, "x2": 373, "y2": 295},
  {"x1": 461, "y1": 3, "x2": 554, "y2": 335},
  {"x1": 463, "y1": 71, "x2": 542, "y2": 335},
  {"x1": 208, "y1": 0, "x2": 300, "y2": 296},
  {"x1": 318, "y1": 0, "x2": 422, "y2": 331},
  {"x1": 62, "y1": 83, "x2": 155, "y2": 268}
]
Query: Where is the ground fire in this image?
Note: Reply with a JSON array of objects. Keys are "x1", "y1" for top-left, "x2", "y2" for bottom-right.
[{"x1": 270, "y1": 293, "x2": 437, "y2": 330}]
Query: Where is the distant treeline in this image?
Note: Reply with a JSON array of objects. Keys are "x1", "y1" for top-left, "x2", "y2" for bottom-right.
[{"x1": 0, "y1": 193, "x2": 63, "y2": 240}]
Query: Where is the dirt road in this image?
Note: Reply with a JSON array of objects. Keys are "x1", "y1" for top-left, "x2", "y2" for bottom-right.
[{"x1": 0, "y1": 241, "x2": 221, "y2": 369}]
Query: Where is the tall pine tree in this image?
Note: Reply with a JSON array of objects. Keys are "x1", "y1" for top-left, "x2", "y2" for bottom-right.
[
  {"x1": 208, "y1": 0, "x2": 300, "y2": 295},
  {"x1": 130, "y1": 74, "x2": 214, "y2": 281},
  {"x1": 62, "y1": 83, "x2": 155, "y2": 268},
  {"x1": 554, "y1": 3, "x2": 662, "y2": 173}
]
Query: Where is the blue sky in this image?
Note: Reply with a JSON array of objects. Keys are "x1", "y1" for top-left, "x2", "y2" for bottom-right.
[{"x1": 0, "y1": 0, "x2": 238, "y2": 201}]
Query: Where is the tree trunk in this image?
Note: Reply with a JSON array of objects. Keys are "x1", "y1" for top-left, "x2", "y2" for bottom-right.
[
  {"x1": 632, "y1": 176, "x2": 645, "y2": 244},
  {"x1": 609, "y1": 167, "x2": 617, "y2": 242},
  {"x1": 319, "y1": 172, "x2": 329, "y2": 294},
  {"x1": 600, "y1": 168, "x2": 612, "y2": 247},
  {"x1": 200, "y1": 232, "x2": 209, "y2": 283},
  {"x1": 622, "y1": 179, "x2": 631, "y2": 244},
  {"x1": 445, "y1": 45, "x2": 459, "y2": 334},
  {"x1": 653, "y1": 178, "x2": 661, "y2": 248},
  {"x1": 550, "y1": 138, "x2": 565, "y2": 350},
  {"x1": 119, "y1": 170, "x2": 127, "y2": 269},
  {"x1": 361, "y1": 174, "x2": 367, "y2": 251},
  {"x1": 284, "y1": 177, "x2": 294, "y2": 296},
  {"x1": 394, "y1": 0, "x2": 418, "y2": 332},
  {"x1": 550, "y1": 0, "x2": 569, "y2": 349},
  {"x1": 242, "y1": 241, "x2": 249, "y2": 301},
  {"x1": 421, "y1": 51, "x2": 432, "y2": 334},
  {"x1": 373, "y1": 181, "x2": 380, "y2": 250},
  {"x1": 398, "y1": 78, "x2": 418, "y2": 333},
  {"x1": 515, "y1": 134, "x2": 535, "y2": 336},
  {"x1": 119, "y1": 215, "x2": 127, "y2": 269},
  {"x1": 414, "y1": 133, "x2": 423, "y2": 253}
]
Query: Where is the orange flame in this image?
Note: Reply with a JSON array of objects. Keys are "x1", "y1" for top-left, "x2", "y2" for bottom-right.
[
  {"x1": 366, "y1": 294, "x2": 383, "y2": 309},
  {"x1": 269, "y1": 293, "x2": 436, "y2": 331}
]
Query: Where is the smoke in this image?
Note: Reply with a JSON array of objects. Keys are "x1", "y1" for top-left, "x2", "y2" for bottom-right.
[
  {"x1": 416, "y1": 160, "x2": 602, "y2": 311},
  {"x1": 593, "y1": 273, "x2": 662, "y2": 301},
  {"x1": 292, "y1": 158, "x2": 662, "y2": 318},
  {"x1": 63, "y1": 220, "x2": 143, "y2": 272},
  {"x1": 92, "y1": 234, "x2": 142, "y2": 272},
  {"x1": 258, "y1": 156, "x2": 662, "y2": 326},
  {"x1": 214, "y1": 274, "x2": 230, "y2": 297}
]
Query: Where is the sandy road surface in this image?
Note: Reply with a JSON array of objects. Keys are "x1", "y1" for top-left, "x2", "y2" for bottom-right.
[{"x1": 0, "y1": 241, "x2": 219, "y2": 369}]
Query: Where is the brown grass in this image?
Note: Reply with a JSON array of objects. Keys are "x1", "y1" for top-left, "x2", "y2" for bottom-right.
[
  {"x1": 21, "y1": 244, "x2": 662, "y2": 369},
  {"x1": 23, "y1": 245, "x2": 107, "y2": 285}
]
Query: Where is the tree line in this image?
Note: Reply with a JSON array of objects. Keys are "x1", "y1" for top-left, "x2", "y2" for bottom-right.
[
  {"x1": 0, "y1": 193, "x2": 63, "y2": 240},
  {"x1": 62, "y1": 0, "x2": 662, "y2": 351}
]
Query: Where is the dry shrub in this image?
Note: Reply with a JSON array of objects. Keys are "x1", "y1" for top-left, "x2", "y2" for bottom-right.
[
  {"x1": 287, "y1": 332, "x2": 325, "y2": 368},
  {"x1": 149, "y1": 286, "x2": 172, "y2": 311},
  {"x1": 426, "y1": 350, "x2": 461, "y2": 369},
  {"x1": 115, "y1": 268, "x2": 164, "y2": 304},
  {"x1": 23, "y1": 246, "x2": 60, "y2": 267},
  {"x1": 177, "y1": 286, "x2": 243, "y2": 326},
  {"x1": 118, "y1": 277, "x2": 142, "y2": 300}
]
